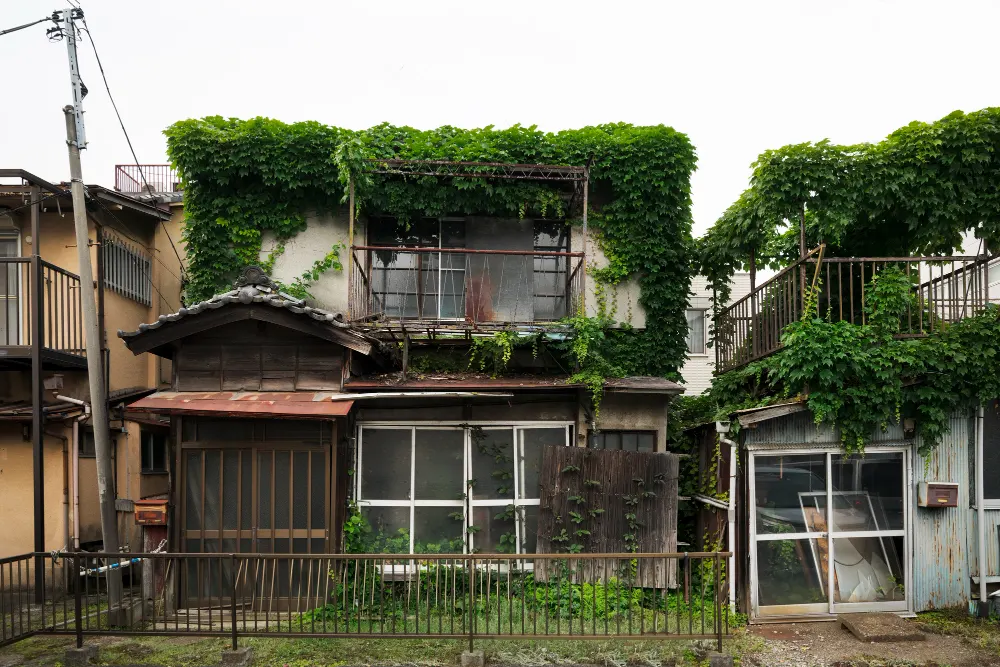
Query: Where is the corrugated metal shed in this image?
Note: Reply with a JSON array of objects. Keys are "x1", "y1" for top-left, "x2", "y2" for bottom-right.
[
  {"x1": 913, "y1": 414, "x2": 973, "y2": 610},
  {"x1": 741, "y1": 410, "x2": 911, "y2": 449}
]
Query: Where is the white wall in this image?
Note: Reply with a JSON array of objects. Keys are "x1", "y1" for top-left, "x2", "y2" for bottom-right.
[{"x1": 680, "y1": 273, "x2": 751, "y2": 395}]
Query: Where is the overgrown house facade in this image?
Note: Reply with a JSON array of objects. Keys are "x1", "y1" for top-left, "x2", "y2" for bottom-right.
[{"x1": 114, "y1": 123, "x2": 698, "y2": 607}]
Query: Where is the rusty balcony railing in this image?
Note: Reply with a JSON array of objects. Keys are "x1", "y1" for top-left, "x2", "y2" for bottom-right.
[
  {"x1": 1, "y1": 551, "x2": 732, "y2": 652},
  {"x1": 349, "y1": 246, "x2": 585, "y2": 327},
  {"x1": 114, "y1": 164, "x2": 182, "y2": 195},
  {"x1": 0, "y1": 258, "x2": 84, "y2": 358},
  {"x1": 714, "y1": 249, "x2": 992, "y2": 374}
]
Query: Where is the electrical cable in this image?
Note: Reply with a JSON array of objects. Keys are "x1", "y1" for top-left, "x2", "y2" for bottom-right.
[
  {"x1": 0, "y1": 191, "x2": 72, "y2": 217},
  {"x1": 74, "y1": 11, "x2": 187, "y2": 277}
]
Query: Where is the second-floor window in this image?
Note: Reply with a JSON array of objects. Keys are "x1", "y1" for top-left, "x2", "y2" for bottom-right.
[
  {"x1": 102, "y1": 233, "x2": 152, "y2": 307},
  {"x1": 0, "y1": 229, "x2": 21, "y2": 345},
  {"x1": 366, "y1": 217, "x2": 570, "y2": 323},
  {"x1": 686, "y1": 309, "x2": 707, "y2": 355}
]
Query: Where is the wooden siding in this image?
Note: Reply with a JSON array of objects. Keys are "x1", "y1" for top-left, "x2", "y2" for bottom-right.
[{"x1": 174, "y1": 321, "x2": 344, "y2": 392}]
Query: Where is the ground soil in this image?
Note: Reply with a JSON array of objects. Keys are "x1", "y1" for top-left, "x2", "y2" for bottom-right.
[{"x1": 743, "y1": 620, "x2": 1000, "y2": 667}]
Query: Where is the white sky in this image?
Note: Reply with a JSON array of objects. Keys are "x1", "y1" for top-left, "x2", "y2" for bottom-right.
[{"x1": 3, "y1": 0, "x2": 999, "y2": 237}]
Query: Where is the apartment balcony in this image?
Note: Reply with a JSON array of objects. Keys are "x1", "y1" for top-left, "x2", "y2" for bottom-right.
[
  {"x1": 114, "y1": 164, "x2": 182, "y2": 195},
  {"x1": 0, "y1": 257, "x2": 87, "y2": 369},
  {"x1": 714, "y1": 248, "x2": 992, "y2": 374},
  {"x1": 348, "y1": 246, "x2": 584, "y2": 333}
]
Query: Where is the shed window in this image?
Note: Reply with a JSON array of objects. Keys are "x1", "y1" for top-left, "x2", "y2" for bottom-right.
[
  {"x1": 686, "y1": 309, "x2": 707, "y2": 355},
  {"x1": 141, "y1": 431, "x2": 168, "y2": 474},
  {"x1": 589, "y1": 430, "x2": 656, "y2": 453},
  {"x1": 357, "y1": 424, "x2": 571, "y2": 554},
  {"x1": 982, "y1": 400, "x2": 1000, "y2": 501}
]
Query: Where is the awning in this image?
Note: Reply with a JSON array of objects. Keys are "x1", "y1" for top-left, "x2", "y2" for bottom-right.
[{"x1": 126, "y1": 391, "x2": 354, "y2": 419}]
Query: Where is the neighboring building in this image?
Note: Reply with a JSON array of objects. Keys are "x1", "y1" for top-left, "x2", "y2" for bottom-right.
[
  {"x1": 0, "y1": 169, "x2": 185, "y2": 559},
  {"x1": 681, "y1": 273, "x2": 752, "y2": 395},
  {"x1": 112, "y1": 159, "x2": 688, "y2": 603},
  {"x1": 704, "y1": 249, "x2": 999, "y2": 621}
]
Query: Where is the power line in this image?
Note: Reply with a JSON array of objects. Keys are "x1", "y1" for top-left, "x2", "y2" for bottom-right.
[{"x1": 75, "y1": 12, "x2": 187, "y2": 278}]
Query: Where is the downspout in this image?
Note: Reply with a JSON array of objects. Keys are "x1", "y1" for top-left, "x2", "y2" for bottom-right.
[
  {"x1": 45, "y1": 430, "x2": 71, "y2": 562},
  {"x1": 60, "y1": 396, "x2": 92, "y2": 551},
  {"x1": 977, "y1": 406, "x2": 988, "y2": 614}
]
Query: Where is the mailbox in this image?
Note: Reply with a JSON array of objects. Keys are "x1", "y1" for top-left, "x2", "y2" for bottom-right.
[
  {"x1": 134, "y1": 499, "x2": 168, "y2": 525},
  {"x1": 917, "y1": 482, "x2": 959, "y2": 508}
]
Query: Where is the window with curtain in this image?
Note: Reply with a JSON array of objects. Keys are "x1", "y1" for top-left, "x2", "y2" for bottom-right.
[{"x1": 686, "y1": 309, "x2": 707, "y2": 354}]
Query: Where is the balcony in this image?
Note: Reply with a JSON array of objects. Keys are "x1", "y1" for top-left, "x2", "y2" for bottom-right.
[
  {"x1": 714, "y1": 248, "x2": 992, "y2": 373},
  {"x1": 114, "y1": 164, "x2": 181, "y2": 195},
  {"x1": 349, "y1": 246, "x2": 584, "y2": 330},
  {"x1": 0, "y1": 257, "x2": 86, "y2": 369}
]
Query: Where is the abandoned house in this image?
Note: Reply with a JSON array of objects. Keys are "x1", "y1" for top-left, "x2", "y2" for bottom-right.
[{"x1": 112, "y1": 157, "x2": 690, "y2": 607}]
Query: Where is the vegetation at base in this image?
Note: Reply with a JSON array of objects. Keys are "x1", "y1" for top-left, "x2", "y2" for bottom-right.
[{"x1": 166, "y1": 118, "x2": 697, "y2": 385}]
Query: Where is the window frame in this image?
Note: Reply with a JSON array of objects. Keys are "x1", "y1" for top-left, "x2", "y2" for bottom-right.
[
  {"x1": 101, "y1": 232, "x2": 152, "y2": 307},
  {"x1": 588, "y1": 429, "x2": 657, "y2": 453},
  {"x1": 0, "y1": 228, "x2": 23, "y2": 345},
  {"x1": 140, "y1": 429, "x2": 169, "y2": 474},
  {"x1": 356, "y1": 421, "x2": 572, "y2": 555},
  {"x1": 685, "y1": 308, "x2": 708, "y2": 356},
  {"x1": 981, "y1": 400, "x2": 1000, "y2": 507},
  {"x1": 79, "y1": 427, "x2": 96, "y2": 458}
]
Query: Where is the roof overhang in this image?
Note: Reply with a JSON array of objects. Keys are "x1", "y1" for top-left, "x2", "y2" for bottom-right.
[
  {"x1": 127, "y1": 391, "x2": 354, "y2": 419},
  {"x1": 731, "y1": 399, "x2": 808, "y2": 427},
  {"x1": 0, "y1": 169, "x2": 64, "y2": 195},
  {"x1": 90, "y1": 187, "x2": 171, "y2": 220}
]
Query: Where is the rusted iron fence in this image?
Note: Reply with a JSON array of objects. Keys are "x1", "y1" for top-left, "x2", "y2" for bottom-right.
[
  {"x1": 349, "y1": 246, "x2": 585, "y2": 327},
  {"x1": 2, "y1": 551, "x2": 732, "y2": 652},
  {"x1": 715, "y1": 249, "x2": 991, "y2": 373},
  {"x1": 114, "y1": 164, "x2": 182, "y2": 194}
]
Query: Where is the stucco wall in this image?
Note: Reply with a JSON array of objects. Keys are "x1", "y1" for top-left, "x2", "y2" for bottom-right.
[{"x1": 680, "y1": 273, "x2": 752, "y2": 395}]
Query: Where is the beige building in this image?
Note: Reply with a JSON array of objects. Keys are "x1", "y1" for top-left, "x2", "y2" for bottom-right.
[{"x1": 0, "y1": 169, "x2": 185, "y2": 559}]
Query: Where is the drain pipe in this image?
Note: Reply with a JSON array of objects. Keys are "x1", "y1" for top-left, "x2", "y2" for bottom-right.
[
  {"x1": 59, "y1": 396, "x2": 93, "y2": 552},
  {"x1": 45, "y1": 429, "x2": 71, "y2": 568},
  {"x1": 718, "y1": 421, "x2": 737, "y2": 611},
  {"x1": 977, "y1": 406, "x2": 988, "y2": 615}
]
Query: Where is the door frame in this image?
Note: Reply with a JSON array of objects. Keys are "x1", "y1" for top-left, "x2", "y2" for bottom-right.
[{"x1": 748, "y1": 446, "x2": 913, "y2": 619}]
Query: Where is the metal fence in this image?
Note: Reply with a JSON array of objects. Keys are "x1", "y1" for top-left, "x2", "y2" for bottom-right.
[
  {"x1": 114, "y1": 165, "x2": 182, "y2": 195},
  {"x1": 0, "y1": 258, "x2": 84, "y2": 356},
  {"x1": 715, "y1": 248, "x2": 992, "y2": 373},
  {"x1": 1, "y1": 551, "x2": 732, "y2": 652}
]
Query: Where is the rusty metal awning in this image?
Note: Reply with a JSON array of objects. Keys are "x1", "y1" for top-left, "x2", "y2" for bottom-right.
[{"x1": 126, "y1": 391, "x2": 354, "y2": 419}]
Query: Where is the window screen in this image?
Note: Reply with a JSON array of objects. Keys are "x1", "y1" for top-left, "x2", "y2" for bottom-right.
[
  {"x1": 589, "y1": 430, "x2": 656, "y2": 453},
  {"x1": 686, "y1": 309, "x2": 707, "y2": 354}
]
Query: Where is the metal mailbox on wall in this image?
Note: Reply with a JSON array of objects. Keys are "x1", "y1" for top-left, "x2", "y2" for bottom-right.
[
  {"x1": 134, "y1": 499, "x2": 168, "y2": 525},
  {"x1": 917, "y1": 482, "x2": 959, "y2": 508}
]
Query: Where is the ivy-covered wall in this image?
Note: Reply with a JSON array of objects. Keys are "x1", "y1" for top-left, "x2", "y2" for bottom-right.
[{"x1": 165, "y1": 118, "x2": 698, "y2": 380}]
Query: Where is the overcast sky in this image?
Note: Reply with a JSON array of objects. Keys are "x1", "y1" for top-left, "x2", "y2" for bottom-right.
[{"x1": 3, "y1": 0, "x2": 998, "y2": 236}]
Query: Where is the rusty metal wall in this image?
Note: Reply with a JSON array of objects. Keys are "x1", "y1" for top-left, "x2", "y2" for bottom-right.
[
  {"x1": 742, "y1": 411, "x2": 911, "y2": 449},
  {"x1": 912, "y1": 414, "x2": 973, "y2": 611}
]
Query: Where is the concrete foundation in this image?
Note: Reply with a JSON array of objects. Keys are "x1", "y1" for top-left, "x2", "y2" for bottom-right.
[
  {"x1": 63, "y1": 645, "x2": 98, "y2": 666},
  {"x1": 460, "y1": 650, "x2": 484, "y2": 667},
  {"x1": 220, "y1": 647, "x2": 253, "y2": 667}
]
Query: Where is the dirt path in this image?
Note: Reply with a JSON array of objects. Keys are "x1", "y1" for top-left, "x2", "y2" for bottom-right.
[{"x1": 743, "y1": 621, "x2": 1000, "y2": 667}]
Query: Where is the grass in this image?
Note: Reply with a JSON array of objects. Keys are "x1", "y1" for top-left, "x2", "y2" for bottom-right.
[{"x1": 915, "y1": 607, "x2": 1000, "y2": 656}]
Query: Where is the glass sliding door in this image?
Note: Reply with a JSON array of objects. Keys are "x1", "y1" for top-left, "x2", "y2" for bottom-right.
[{"x1": 750, "y1": 449, "x2": 909, "y2": 617}]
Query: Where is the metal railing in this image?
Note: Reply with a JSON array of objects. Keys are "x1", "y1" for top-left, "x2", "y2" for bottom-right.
[
  {"x1": 1, "y1": 551, "x2": 732, "y2": 652},
  {"x1": 114, "y1": 165, "x2": 182, "y2": 195},
  {"x1": 349, "y1": 246, "x2": 585, "y2": 327},
  {"x1": 715, "y1": 248, "x2": 991, "y2": 373},
  {"x1": 0, "y1": 258, "x2": 84, "y2": 356}
]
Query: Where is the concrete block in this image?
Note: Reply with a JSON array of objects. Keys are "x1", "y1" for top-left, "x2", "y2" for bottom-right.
[
  {"x1": 707, "y1": 653, "x2": 733, "y2": 667},
  {"x1": 840, "y1": 612, "x2": 925, "y2": 642},
  {"x1": 461, "y1": 650, "x2": 484, "y2": 667},
  {"x1": 63, "y1": 645, "x2": 98, "y2": 666},
  {"x1": 221, "y1": 646, "x2": 253, "y2": 667}
]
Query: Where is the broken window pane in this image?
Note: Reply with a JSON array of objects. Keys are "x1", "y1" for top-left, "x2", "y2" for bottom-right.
[
  {"x1": 832, "y1": 536, "x2": 905, "y2": 603},
  {"x1": 361, "y1": 428, "x2": 411, "y2": 500}
]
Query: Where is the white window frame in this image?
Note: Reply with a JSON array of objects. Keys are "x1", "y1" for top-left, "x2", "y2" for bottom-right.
[
  {"x1": 748, "y1": 447, "x2": 912, "y2": 619},
  {"x1": 0, "y1": 228, "x2": 23, "y2": 345},
  {"x1": 356, "y1": 421, "x2": 572, "y2": 556},
  {"x1": 685, "y1": 308, "x2": 708, "y2": 356},
  {"x1": 981, "y1": 400, "x2": 1000, "y2": 508}
]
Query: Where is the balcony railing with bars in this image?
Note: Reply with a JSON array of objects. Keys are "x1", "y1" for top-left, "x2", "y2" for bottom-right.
[
  {"x1": 349, "y1": 246, "x2": 585, "y2": 328},
  {"x1": 114, "y1": 165, "x2": 182, "y2": 195},
  {"x1": 0, "y1": 257, "x2": 84, "y2": 360},
  {"x1": 714, "y1": 247, "x2": 992, "y2": 373}
]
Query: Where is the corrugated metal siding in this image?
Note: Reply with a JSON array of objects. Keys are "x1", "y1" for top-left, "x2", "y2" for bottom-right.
[
  {"x1": 913, "y1": 415, "x2": 973, "y2": 611},
  {"x1": 743, "y1": 411, "x2": 910, "y2": 449},
  {"x1": 968, "y1": 512, "x2": 1000, "y2": 583}
]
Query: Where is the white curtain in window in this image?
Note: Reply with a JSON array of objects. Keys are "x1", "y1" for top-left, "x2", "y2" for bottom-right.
[{"x1": 686, "y1": 309, "x2": 706, "y2": 354}]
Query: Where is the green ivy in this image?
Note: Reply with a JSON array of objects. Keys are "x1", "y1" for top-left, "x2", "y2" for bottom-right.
[{"x1": 165, "y1": 118, "x2": 696, "y2": 381}]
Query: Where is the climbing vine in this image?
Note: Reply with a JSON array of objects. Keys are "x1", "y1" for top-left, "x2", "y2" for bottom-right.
[{"x1": 166, "y1": 118, "x2": 696, "y2": 379}]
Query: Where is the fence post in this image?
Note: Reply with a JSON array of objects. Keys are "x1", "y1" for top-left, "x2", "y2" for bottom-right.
[
  {"x1": 73, "y1": 555, "x2": 83, "y2": 649},
  {"x1": 715, "y1": 553, "x2": 722, "y2": 654},
  {"x1": 467, "y1": 555, "x2": 475, "y2": 654},
  {"x1": 230, "y1": 554, "x2": 238, "y2": 651}
]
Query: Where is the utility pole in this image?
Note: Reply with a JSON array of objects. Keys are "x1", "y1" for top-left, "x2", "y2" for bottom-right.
[{"x1": 57, "y1": 6, "x2": 123, "y2": 613}]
